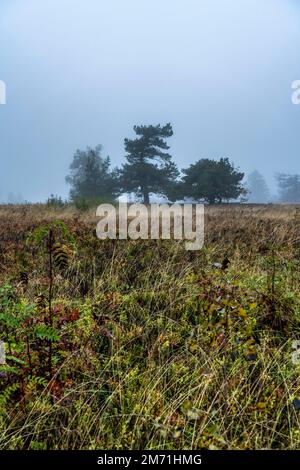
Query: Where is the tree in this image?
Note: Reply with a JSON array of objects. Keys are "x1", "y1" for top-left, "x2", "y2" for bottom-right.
[
  {"x1": 180, "y1": 158, "x2": 245, "y2": 204},
  {"x1": 119, "y1": 124, "x2": 179, "y2": 204},
  {"x1": 246, "y1": 170, "x2": 270, "y2": 203},
  {"x1": 66, "y1": 145, "x2": 118, "y2": 202},
  {"x1": 276, "y1": 173, "x2": 300, "y2": 203}
]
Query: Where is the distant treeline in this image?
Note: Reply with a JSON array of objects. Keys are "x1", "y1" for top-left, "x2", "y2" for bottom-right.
[
  {"x1": 2, "y1": 123, "x2": 300, "y2": 206},
  {"x1": 65, "y1": 123, "x2": 246, "y2": 206},
  {"x1": 62, "y1": 123, "x2": 300, "y2": 206}
]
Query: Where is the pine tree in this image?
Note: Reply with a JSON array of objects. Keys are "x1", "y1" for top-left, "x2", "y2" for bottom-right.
[
  {"x1": 246, "y1": 171, "x2": 270, "y2": 203},
  {"x1": 276, "y1": 173, "x2": 300, "y2": 203},
  {"x1": 119, "y1": 124, "x2": 179, "y2": 203}
]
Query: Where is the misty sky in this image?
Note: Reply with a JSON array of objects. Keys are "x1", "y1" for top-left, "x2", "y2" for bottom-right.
[{"x1": 0, "y1": 0, "x2": 300, "y2": 202}]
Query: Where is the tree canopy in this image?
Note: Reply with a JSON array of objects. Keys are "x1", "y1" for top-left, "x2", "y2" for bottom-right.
[
  {"x1": 64, "y1": 130, "x2": 248, "y2": 206},
  {"x1": 66, "y1": 145, "x2": 118, "y2": 203},
  {"x1": 118, "y1": 124, "x2": 179, "y2": 203},
  {"x1": 276, "y1": 173, "x2": 300, "y2": 203},
  {"x1": 180, "y1": 158, "x2": 245, "y2": 204},
  {"x1": 246, "y1": 170, "x2": 270, "y2": 203}
]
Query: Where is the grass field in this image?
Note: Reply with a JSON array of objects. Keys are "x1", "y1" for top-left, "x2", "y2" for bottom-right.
[{"x1": 1, "y1": 203, "x2": 300, "y2": 450}]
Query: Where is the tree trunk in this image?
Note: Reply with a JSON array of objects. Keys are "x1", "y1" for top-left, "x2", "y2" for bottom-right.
[{"x1": 143, "y1": 190, "x2": 150, "y2": 205}]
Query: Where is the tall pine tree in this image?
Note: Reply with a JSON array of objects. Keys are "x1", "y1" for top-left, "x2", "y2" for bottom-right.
[{"x1": 119, "y1": 124, "x2": 179, "y2": 203}]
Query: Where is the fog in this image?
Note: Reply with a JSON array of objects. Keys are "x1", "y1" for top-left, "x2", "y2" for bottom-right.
[{"x1": 0, "y1": 0, "x2": 300, "y2": 202}]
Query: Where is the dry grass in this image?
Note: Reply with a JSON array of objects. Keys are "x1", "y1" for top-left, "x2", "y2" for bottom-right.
[{"x1": 1, "y1": 203, "x2": 300, "y2": 450}]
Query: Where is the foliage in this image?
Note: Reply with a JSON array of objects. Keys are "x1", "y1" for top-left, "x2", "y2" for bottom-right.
[
  {"x1": 246, "y1": 171, "x2": 270, "y2": 203},
  {"x1": 66, "y1": 145, "x2": 118, "y2": 203},
  {"x1": 180, "y1": 158, "x2": 245, "y2": 204},
  {"x1": 46, "y1": 194, "x2": 66, "y2": 208},
  {"x1": 1, "y1": 205, "x2": 300, "y2": 450},
  {"x1": 276, "y1": 173, "x2": 300, "y2": 203},
  {"x1": 118, "y1": 124, "x2": 179, "y2": 203}
]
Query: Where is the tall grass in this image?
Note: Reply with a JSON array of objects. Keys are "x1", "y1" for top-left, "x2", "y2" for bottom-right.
[{"x1": 1, "y1": 204, "x2": 300, "y2": 449}]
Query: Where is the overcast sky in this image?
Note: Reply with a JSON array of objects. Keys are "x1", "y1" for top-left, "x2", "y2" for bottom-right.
[{"x1": 0, "y1": 0, "x2": 300, "y2": 201}]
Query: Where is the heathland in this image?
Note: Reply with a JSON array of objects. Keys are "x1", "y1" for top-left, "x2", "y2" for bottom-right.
[{"x1": 0, "y1": 204, "x2": 300, "y2": 449}]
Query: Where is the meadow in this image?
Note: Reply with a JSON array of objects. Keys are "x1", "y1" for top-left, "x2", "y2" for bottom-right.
[{"x1": 0, "y1": 203, "x2": 300, "y2": 450}]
